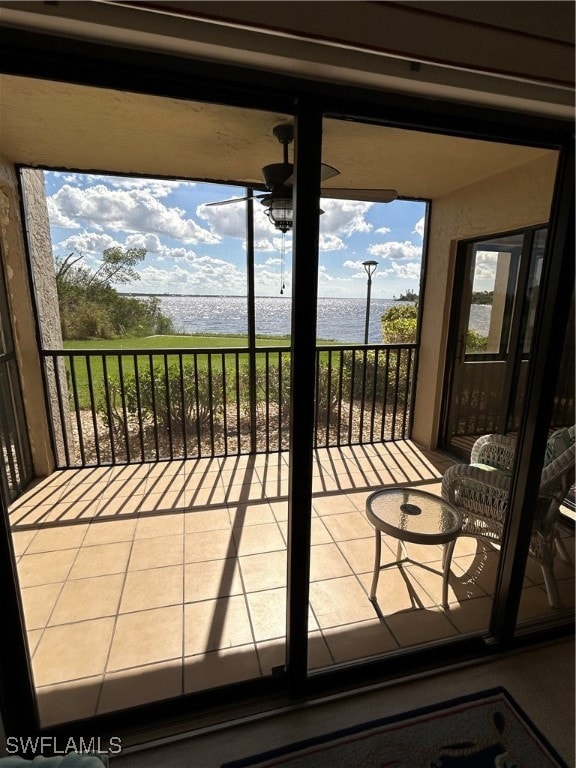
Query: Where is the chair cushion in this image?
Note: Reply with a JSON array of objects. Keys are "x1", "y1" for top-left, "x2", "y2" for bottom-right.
[
  {"x1": 544, "y1": 428, "x2": 573, "y2": 466},
  {"x1": 470, "y1": 463, "x2": 512, "y2": 477}
]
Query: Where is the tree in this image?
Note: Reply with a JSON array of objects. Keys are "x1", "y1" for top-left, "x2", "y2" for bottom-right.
[
  {"x1": 381, "y1": 303, "x2": 418, "y2": 343},
  {"x1": 55, "y1": 247, "x2": 175, "y2": 339}
]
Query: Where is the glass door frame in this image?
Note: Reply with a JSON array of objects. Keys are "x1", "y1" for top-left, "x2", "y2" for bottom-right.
[
  {"x1": 441, "y1": 224, "x2": 548, "y2": 460},
  {"x1": 0, "y1": 25, "x2": 573, "y2": 736}
]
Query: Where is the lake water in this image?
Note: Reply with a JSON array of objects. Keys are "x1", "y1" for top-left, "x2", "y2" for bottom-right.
[{"x1": 158, "y1": 295, "x2": 491, "y2": 344}]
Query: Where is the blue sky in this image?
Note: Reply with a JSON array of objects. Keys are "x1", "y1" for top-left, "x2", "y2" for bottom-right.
[{"x1": 44, "y1": 171, "x2": 427, "y2": 299}]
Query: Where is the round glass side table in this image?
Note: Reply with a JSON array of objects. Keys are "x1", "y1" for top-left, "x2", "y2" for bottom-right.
[{"x1": 366, "y1": 487, "x2": 462, "y2": 609}]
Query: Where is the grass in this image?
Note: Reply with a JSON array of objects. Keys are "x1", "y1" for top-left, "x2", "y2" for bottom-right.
[
  {"x1": 63, "y1": 334, "x2": 292, "y2": 351},
  {"x1": 60, "y1": 335, "x2": 294, "y2": 410}
]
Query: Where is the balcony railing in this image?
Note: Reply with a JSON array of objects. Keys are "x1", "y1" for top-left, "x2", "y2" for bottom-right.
[{"x1": 42, "y1": 343, "x2": 417, "y2": 468}]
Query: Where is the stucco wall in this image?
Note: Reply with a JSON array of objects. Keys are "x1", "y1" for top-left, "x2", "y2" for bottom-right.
[
  {"x1": 0, "y1": 158, "x2": 55, "y2": 476},
  {"x1": 413, "y1": 151, "x2": 559, "y2": 448}
]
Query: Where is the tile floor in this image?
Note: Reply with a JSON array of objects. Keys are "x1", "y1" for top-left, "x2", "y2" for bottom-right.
[{"x1": 8, "y1": 441, "x2": 575, "y2": 727}]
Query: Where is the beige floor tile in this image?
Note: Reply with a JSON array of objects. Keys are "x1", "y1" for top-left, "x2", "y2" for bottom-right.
[
  {"x1": 185, "y1": 558, "x2": 243, "y2": 602},
  {"x1": 184, "y1": 645, "x2": 260, "y2": 693},
  {"x1": 401, "y1": 561, "x2": 456, "y2": 607},
  {"x1": 337, "y1": 536, "x2": 395, "y2": 575},
  {"x1": 307, "y1": 631, "x2": 335, "y2": 669},
  {"x1": 128, "y1": 534, "x2": 184, "y2": 570},
  {"x1": 312, "y1": 475, "x2": 340, "y2": 493},
  {"x1": 10, "y1": 529, "x2": 37, "y2": 556},
  {"x1": 446, "y1": 595, "x2": 493, "y2": 633},
  {"x1": 218, "y1": 468, "x2": 260, "y2": 487},
  {"x1": 144, "y1": 473, "x2": 185, "y2": 495},
  {"x1": 256, "y1": 638, "x2": 286, "y2": 675},
  {"x1": 25, "y1": 524, "x2": 89, "y2": 554},
  {"x1": 518, "y1": 584, "x2": 557, "y2": 622},
  {"x1": 105, "y1": 477, "x2": 148, "y2": 498},
  {"x1": 83, "y1": 519, "x2": 137, "y2": 546},
  {"x1": 246, "y1": 588, "x2": 318, "y2": 643},
  {"x1": 186, "y1": 484, "x2": 228, "y2": 506},
  {"x1": 139, "y1": 490, "x2": 187, "y2": 513},
  {"x1": 185, "y1": 529, "x2": 236, "y2": 563},
  {"x1": 260, "y1": 479, "x2": 289, "y2": 498},
  {"x1": 451, "y1": 550, "x2": 499, "y2": 595},
  {"x1": 321, "y1": 511, "x2": 374, "y2": 541},
  {"x1": 26, "y1": 629, "x2": 43, "y2": 656},
  {"x1": 233, "y1": 522, "x2": 285, "y2": 557},
  {"x1": 229, "y1": 502, "x2": 276, "y2": 527},
  {"x1": 357, "y1": 566, "x2": 433, "y2": 612},
  {"x1": 310, "y1": 518, "x2": 333, "y2": 545},
  {"x1": 309, "y1": 576, "x2": 376, "y2": 628},
  {"x1": 36, "y1": 676, "x2": 102, "y2": 727},
  {"x1": 61, "y1": 482, "x2": 106, "y2": 502},
  {"x1": 107, "y1": 605, "x2": 183, "y2": 671},
  {"x1": 135, "y1": 513, "x2": 185, "y2": 539},
  {"x1": 384, "y1": 607, "x2": 460, "y2": 647},
  {"x1": 32, "y1": 617, "x2": 115, "y2": 686},
  {"x1": 224, "y1": 483, "x2": 266, "y2": 504},
  {"x1": 17, "y1": 549, "x2": 78, "y2": 588},
  {"x1": 184, "y1": 508, "x2": 231, "y2": 533},
  {"x1": 322, "y1": 618, "x2": 399, "y2": 663},
  {"x1": 96, "y1": 494, "x2": 143, "y2": 516},
  {"x1": 99, "y1": 660, "x2": 182, "y2": 713},
  {"x1": 21, "y1": 583, "x2": 63, "y2": 629},
  {"x1": 184, "y1": 595, "x2": 253, "y2": 655},
  {"x1": 49, "y1": 573, "x2": 124, "y2": 625},
  {"x1": 245, "y1": 588, "x2": 287, "y2": 642},
  {"x1": 69, "y1": 541, "x2": 132, "y2": 579},
  {"x1": 239, "y1": 550, "x2": 287, "y2": 593},
  {"x1": 269, "y1": 500, "x2": 289, "y2": 522},
  {"x1": 313, "y1": 495, "x2": 361, "y2": 516},
  {"x1": 120, "y1": 565, "x2": 183, "y2": 612},
  {"x1": 310, "y1": 543, "x2": 353, "y2": 581}
]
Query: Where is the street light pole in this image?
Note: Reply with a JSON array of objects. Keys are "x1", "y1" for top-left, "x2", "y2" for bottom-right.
[{"x1": 362, "y1": 260, "x2": 378, "y2": 344}]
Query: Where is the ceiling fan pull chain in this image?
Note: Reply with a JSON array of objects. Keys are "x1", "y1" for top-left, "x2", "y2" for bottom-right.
[{"x1": 280, "y1": 233, "x2": 286, "y2": 295}]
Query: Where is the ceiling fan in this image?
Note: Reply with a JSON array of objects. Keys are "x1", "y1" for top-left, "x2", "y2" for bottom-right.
[{"x1": 205, "y1": 124, "x2": 398, "y2": 233}]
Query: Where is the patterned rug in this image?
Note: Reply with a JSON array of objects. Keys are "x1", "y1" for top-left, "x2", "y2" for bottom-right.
[{"x1": 222, "y1": 688, "x2": 568, "y2": 768}]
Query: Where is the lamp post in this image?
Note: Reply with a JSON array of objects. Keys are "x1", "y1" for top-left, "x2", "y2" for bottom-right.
[{"x1": 362, "y1": 260, "x2": 378, "y2": 344}]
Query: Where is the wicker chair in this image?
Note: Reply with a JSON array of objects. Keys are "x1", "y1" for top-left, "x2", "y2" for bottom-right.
[{"x1": 441, "y1": 426, "x2": 575, "y2": 607}]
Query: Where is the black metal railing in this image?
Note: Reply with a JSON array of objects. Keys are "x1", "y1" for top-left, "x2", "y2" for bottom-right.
[{"x1": 42, "y1": 343, "x2": 417, "y2": 468}]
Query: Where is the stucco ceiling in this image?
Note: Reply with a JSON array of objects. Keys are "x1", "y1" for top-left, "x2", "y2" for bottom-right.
[{"x1": 0, "y1": 74, "x2": 553, "y2": 200}]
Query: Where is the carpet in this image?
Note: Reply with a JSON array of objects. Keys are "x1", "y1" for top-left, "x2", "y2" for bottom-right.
[{"x1": 222, "y1": 687, "x2": 568, "y2": 768}]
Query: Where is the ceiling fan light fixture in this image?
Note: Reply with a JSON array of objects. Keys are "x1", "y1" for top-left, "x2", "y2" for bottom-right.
[{"x1": 264, "y1": 197, "x2": 293, "y2": 233}]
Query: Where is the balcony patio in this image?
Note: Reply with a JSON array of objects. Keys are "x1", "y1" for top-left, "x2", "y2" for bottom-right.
[{"x1": 9, "y1": 441, "x2": 575, "y2": 728}]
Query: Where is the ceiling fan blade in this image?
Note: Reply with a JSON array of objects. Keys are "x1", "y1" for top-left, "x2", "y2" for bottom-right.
[
  {"x1": 282, "y1": 163, "x2": 341, "y2": 187},
  {"x1": 320, "y1": 188, "x2": 398, "y2": 203},
  {"x1": 320, "y1": 163, "x2": 340, "y2": 182},
  {"x1": 204, "y1": 195, "x2": 265, "y2": 207}
]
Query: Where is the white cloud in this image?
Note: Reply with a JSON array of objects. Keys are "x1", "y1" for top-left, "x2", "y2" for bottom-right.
[
  {"x1": 52, "y1": 231, "x2": 123, "y2": 257},
  {"x1": 368, "y1": 240, "x2": 422, "y2": 260},
  {"x1": 135, "y1": 257, "x2": 247, "y2": 295},
  {"x1": 319, "y1": 233, "x2": 346, "y2": 251},
  {"x1": 48, "y1": 184, "x2": 219, "y2": 244},
  {"x1": 342, "y1": 259, "x2": 370, "y2": 270},
  {"x1": 50, "y1": 172, "x2": 183, "y2": 198},
  {"x1": 319, "y1": 199, "x2": 373, "y2": 236},
  {"x1": 124, "y1": 233, "x2": 164, "y2": 253},
  {"x1": 197, "y1": 197, "x2": 283, "y2": 241},
  {"x1": 376, "y1": 226, "x2": 391, "y2": 234},
  {"x1": 383, "y1": 261, "x2": 422, "y2": 280},
  {"x1": 413, "y1": 216, "x2": 425, "y2": 238},
  {"x1": 472, "y1": 251, "x2": 498, "y2": 286}
]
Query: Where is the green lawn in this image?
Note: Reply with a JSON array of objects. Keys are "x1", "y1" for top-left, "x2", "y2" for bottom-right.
[
  {"x1": 60, "y1": 335, "x2": 294, "y2": 410},
  {"x1": 63, "y1": 334, "x2": 291, "y2": 351}
]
